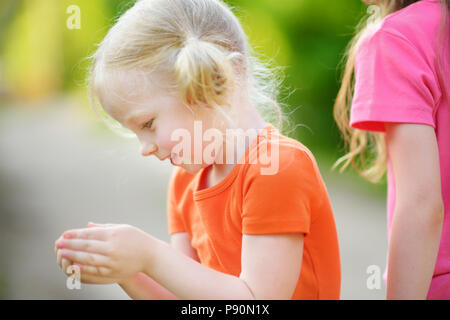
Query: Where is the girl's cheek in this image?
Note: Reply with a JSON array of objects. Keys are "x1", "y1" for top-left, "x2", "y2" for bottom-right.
[
  {"x1": 158, "y1": 127, "x2": 183, "y2": 150},
  {"x1": 157, "y1": 133, "x2": 173, "y2": 151}
]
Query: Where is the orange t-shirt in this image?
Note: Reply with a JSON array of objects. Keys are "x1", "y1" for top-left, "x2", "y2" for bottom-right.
[{"x1": 167, "y1": 123, "x2": 341, "y2": 299}]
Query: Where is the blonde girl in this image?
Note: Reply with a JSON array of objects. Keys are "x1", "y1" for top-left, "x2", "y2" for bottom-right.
[
  {"x1": 54, "y1": 0, "x2": 340, "y2": 299},
  {"x1": 334, "y1": 0, "x2": 450, "y2": 299}
]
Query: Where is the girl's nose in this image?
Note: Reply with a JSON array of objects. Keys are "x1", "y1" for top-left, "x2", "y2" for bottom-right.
[{"x1": 141, "y1": 143, "x2": 158, "y2": 157}]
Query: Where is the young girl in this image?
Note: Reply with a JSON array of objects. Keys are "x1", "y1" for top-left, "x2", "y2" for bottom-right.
[
  {"x1": 53, "y1": 0, "x2": 340, "y2": 299},
  {"x1": 334, "y1": 0, "x2": 449, "y2": 299}
]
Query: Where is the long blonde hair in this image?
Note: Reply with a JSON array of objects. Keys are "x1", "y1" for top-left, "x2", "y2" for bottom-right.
[
  {"x1": 333, "y1": 0, "x2": 449, "y2": 184},
  {"x1": 86, "y1": 0, "x2": 290, "y2": 139}
]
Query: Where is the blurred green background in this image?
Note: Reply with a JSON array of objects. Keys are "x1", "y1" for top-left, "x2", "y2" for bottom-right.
[
  {"x1": 0, "y1": 0, "x2": 388, "y2": 299},
  {"x1": 0, "y1": 0, "x2": 368, "y2": 155}
]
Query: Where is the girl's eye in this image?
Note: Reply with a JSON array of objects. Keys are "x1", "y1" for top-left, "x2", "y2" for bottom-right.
[{"x1": 142, "y1": 119, "x2": 154, "y2": 129}]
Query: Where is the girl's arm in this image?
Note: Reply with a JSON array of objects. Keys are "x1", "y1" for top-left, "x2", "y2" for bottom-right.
[
  {"x1": 145, "y1": 233, "x2": 303, "y2": 299},
  {"x1": 118, "y1": 272, "x2": 178, "y2": 300},
  {"x1": 58, "y1": 226, "x2": 303, "y2": 299},
  {"x1": 118, "y1": 233, "x2": 199, "y2": 300},
  {"x1": 385, "y1": 123, "x2": 444, "y2": 299}
]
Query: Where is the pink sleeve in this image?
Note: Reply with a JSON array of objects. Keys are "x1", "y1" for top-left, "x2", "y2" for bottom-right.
[{"x1": 350, "y1": 29, "x2": 439, "y2": 132}]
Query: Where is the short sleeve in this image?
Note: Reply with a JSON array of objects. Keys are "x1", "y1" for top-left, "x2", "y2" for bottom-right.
[
  {"x1": 241, "y1": 148, "x2": 318, "y2": 235},
  {"x1": 350, "y1": 29, "x2": 439, "y2": 132},
  {"x1": 167, "y1": 168, "x2": 186, "y2": 235}
]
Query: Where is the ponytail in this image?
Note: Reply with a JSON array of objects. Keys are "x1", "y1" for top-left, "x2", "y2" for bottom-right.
[{"x1": 175, "y1": 36, "x2": 238, "y2": 110}]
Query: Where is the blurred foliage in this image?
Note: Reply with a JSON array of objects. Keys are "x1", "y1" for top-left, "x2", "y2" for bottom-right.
[
  {"x1": 0, "y1": 0, "x2": 369, "y2": 165},
  {"x1": 0, "y1": 1, "x2": 387, "y2": 298},
  {"x1": 226, "y1": 0, "x2": 366, "y2": 158}
]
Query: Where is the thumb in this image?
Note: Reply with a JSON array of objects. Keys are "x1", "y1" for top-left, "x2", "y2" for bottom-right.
[
  {"x1": 87, "y1": 222, "x2": 102, "y2": 227},
  {"x1": 88, "y1": 222, "x2": 115, "y2": 228}
]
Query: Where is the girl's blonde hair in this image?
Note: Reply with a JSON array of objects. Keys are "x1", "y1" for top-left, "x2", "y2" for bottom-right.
[
  {"x1": 333, "y1": 0, "x2": 449, "y2": 184},
  {"x1": 86, "y1": 0, "x2": 290, "y2": 139}
]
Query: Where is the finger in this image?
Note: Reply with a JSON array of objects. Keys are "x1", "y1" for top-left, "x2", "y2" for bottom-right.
[
  {"x1": 76, "y1": 263, "x2": 112, "y2": 278},
  {"x1": 56, "y1": 238, "x2": 110, "y2": 255},
  {"x1": 54, "y1": 235, "x2": 63, "y2": 255},
  {"x1": 59, "y1": 248, "x2": 111, "y2": 267},
  {"x1": 88, "y1": 222, "x2": 116, "y2": 228},
  {"x1": 62, "y1": 258, "x2": 72, "y2": 275},
  {"x1": 87, "y1": 222, "x2": 102, "y2": 228},
  {"x1": 87, "y1": 222, "x2": 107, "y2": 227},
  {"x1": 57, "y1": 249, "x2": 63, "y2": 269},
  {"x1": 79, "y1": 271, "x2": 117, "y2": 284},
  {"x1": 63, "y1": 227, "x2": 109, "y2": 241}
]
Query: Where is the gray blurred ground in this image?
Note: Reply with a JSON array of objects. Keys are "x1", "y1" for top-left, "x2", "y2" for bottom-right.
[{"x1": 0, "y1": 96, "x2": 387, "y2": 299}]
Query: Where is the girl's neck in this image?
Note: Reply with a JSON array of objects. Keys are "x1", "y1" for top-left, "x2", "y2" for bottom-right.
[{"x1": 206, "y1": 101, "x2": 267, "y2": 189}]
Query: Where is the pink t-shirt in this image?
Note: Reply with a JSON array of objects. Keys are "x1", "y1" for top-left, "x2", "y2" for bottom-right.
[{"x1": 350, "y1": 0, "x2": 450, "y2": 299}]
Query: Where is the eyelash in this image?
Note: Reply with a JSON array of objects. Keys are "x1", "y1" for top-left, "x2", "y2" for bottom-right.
[{"x1": 142, "y1": 119, "x2": 154, "y2": 130}]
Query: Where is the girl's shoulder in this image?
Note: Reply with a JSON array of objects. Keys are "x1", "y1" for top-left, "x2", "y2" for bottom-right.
[
  {"x1": 357, "y1": 1, "x2": 444, "y2": 66},
  {"x1": 238, "y1": 131, "x2": 331, "y2": 210},
  {"x1": 378, "y1": 0, "x2": 442, "y2": 44},
  {"x1": 241, "y1": 127, "x2": 324, "y2": 185},
  {"x1": 167, "y1": 166, "x2": 195, "y2": 199}
]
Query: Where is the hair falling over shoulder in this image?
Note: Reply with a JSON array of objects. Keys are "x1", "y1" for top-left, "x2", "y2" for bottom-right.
[{"x1": 333, "y1": 0, "x2": 450, "y2": 184}]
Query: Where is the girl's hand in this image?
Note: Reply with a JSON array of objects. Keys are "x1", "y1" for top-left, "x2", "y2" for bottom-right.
[
  {"x1": 55, "y1": 235, "x2": 73, "y2": 276},
  {"x1": 54, "y1": 224, "x2": 122, "y2": 285},
  {"x1": 55, "y1": 222, "x2": 155, "y2": 281}
]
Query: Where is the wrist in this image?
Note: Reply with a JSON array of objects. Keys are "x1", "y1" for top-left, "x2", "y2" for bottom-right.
[
  {"x1": 142, "y1": 234, "x2": 164, "y2": 278},
  {"x1": 118, "y1": 273, "x2": 142, "y2": 287}
]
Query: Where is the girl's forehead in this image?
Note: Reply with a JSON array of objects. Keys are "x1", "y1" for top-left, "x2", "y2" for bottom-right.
[
  {"x1": 97, "y1": 69, "x2": 180, "y2": 124},
  {"x1": 106, "y1": 67, "x2": 175, "y2": 96},
  {"x1": 97, "y1": 71, "x2": 146, "y2": 107},
  {"x1": 103, "y1": 69, "x2": 150, "y2": 102},
  {"x1": 99, "y1": 91, "x2": 157, "y2": 127}
]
